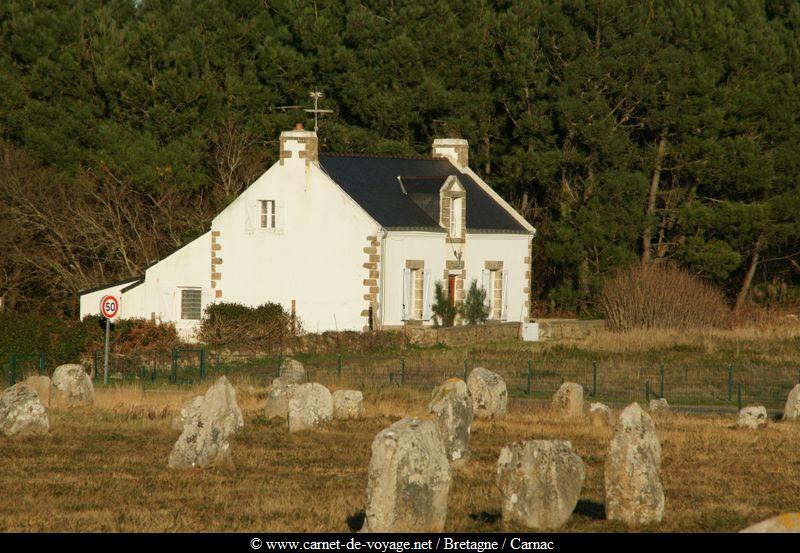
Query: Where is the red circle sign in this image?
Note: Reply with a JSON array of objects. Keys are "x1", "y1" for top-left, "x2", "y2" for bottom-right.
[{"x1": 100, "y1": 295, "x2": 120, "y2": 319}]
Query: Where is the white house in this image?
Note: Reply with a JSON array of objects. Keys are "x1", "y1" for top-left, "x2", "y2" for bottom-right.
[{"x1": 79, "y1": 127, "x2": 535, "y2": 340}]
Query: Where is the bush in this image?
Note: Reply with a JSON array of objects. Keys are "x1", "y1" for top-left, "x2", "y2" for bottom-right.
[
  {"x1": 198, "y1": 302, "x2": 296, "y2": 351},
  {"x1": 430, "y1": 281, "x2": 459, "y2": 327},
  {"x1": 600, "y1": 263, "x2": 731, "y2": 331},
  {"x1": 81, "y1": 315, "x2": 180, "y2": 356},
  {"x1": 0, "y1": 313, "x2": 180, "y2": 369},
  {"x1": 462, "y1": 279, "x2": 489, "y2": 325}
]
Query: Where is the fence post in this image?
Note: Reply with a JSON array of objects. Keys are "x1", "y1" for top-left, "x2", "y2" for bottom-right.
[
  {"x1": 727, "y1": 366, "x2": 733, "y2": 402},
  {"x1": 527, "y1": 360, "x2": 532, "y2": 398},
  {"x1": 93, "y1": 350, "x2": 99, "y2": 378},
  {"x1": 592, "y1": 361, "x2": 597, "y2": 397},
  {"x1": 38, "y1": 352, "x2": 46, "y2": 376},
  {"x1": 171, "y1": 348, "x2": 178, "y2": 384},
  {"x1": 659, "y1": 364, "x2": 665, "y2": 398},
  {"x1": 337, "y1": 354, "x2": 342, "y2": 380},
  {"x1": 645, "y1": 380, "x2": 651, "y2": 402},
  {"x1": 463, "y1": 359, "x2": 468, "y2": 382},
  {"x1": 199, "y1": 349, "x2": 206, "y2": 380},
  {"x1": 400, "y1": 357, "x2": 405, "y2": 387},
  {"x1": 737, "y1": 381, "x2": 743, "y2": 411},
  {"x1": 9, "y1": 354, "x2": 16, "y2": 386}
]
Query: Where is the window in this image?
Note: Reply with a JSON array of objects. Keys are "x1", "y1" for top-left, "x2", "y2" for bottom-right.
[
  {"x1": 450, "y1": 197, "x2": 463, "y2": 238},
  {"x1": 180, "y1": 289, "x2": 202, "y2": 320},
  {"x1": 260, "y1": 200, "x2": 276, "y2": 229},
  {"x1": 413, "y1": 269, "x2": 424, "y2": 320},
  {"x1": 491, "y1": 270, "x2": 503, "y2": 320},
  {"x1": 402, "y1": 265, "x2": 431, "y2": 321},
  {"x1": 482, "y1": 267, "x2": 508, "y2": 320}
]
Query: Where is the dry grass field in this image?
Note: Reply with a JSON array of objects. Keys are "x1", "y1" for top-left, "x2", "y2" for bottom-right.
[{"x1": 1, "y1": 381, "x2": 799, "y2": 533}]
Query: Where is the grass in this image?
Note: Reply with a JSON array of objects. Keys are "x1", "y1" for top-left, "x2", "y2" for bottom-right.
[{"x1": 1, "y1": 383, "x2": 799, "y2": 532}]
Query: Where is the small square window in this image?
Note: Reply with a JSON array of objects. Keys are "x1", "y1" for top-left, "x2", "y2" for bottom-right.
[
  {"x1": 180, "y1": 289, "x2": 202, "y2": 320},
  {"x1": 260, "y1": 200, "x2": 276, "y2": 229}
]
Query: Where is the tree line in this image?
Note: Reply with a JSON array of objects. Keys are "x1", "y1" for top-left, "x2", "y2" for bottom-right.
[{"x1": 1, "y1": 0, "x2": 798, "y2": 317}]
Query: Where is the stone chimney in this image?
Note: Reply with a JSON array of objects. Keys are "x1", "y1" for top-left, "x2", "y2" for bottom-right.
[
  {"x1": 279, "y1": 123, "x2": 318, "y2": 164},
  {"x1": 432, "y1": 138, "x2": 468, "y2": 168}
]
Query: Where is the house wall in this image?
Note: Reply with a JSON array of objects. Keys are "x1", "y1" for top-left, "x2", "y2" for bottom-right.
[
  {"x1": 134, "y1": 232, "x2": 213, "y2": 340},
  {"x1": 382, "y1": 231, "x2": 447, "y2": 327},
  {"x1": 79, "y1": 280, "x2": 140, "y2": 320},
  {"x1": 381, "y1": 230, "x2": 530, "y2": 327},
  {"x1": 463, "y1": 233, "x2": 531, "y2": 323},
  {"x1": 211, "y1": 158, "x2": 381, "y2": 333}
]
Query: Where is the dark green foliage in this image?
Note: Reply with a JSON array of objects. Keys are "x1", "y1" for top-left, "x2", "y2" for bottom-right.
[
  {"x1": 462, "y1": 280, "x2": 489, "y2": 326},
  {"x1": 430, "y1": 281, "x2": 458, "y2": 327},
  {"x1": 1, "y1": 0, "x2": 799, "y2": 317},
  {"x1": 0, "y1": 313, "x2": 179, "y2": 369}
]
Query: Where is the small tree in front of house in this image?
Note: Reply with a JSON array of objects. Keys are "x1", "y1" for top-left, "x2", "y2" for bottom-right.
[
  {"x1": 462, "y1": 279, "x2": 489, "y2": 325},
  {"x1": 431, "y1": 280, "x2": 459, "y2": 327}
]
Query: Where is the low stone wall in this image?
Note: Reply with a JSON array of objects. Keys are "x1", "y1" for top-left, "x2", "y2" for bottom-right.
[
  {"x1": 404, "y1": 323, "x2": 521, "y2": 347},
  {"x1": 533, "y1": 319, "x2": 607, "y2": 341}
]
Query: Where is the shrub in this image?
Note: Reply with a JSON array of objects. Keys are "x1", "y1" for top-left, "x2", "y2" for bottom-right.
[
  {"x1": 0, "y1": 314, "x2": 180, "y2": 370},
  {"x1": 81, "y1": 316, "x2": 180, "y2": 356},
  {"x1": 198, "y1": 302, "x2": 296, "y2": 350},
  {"x1": 462, "y1": 279, "x2": 489, "y2": 325},
  {"x1": 600, "y1": 263, "x2": 731, "y2": 331},
  {"x1": 430, "y1": 281, "x2": 459, "y2": 327}
]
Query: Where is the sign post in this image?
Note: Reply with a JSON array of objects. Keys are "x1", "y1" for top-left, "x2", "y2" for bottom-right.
[{"x1": 100, "y1": 295, "x2": 120, "y2": 386}]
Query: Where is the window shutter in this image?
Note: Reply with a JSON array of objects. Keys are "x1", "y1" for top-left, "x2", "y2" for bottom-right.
[
  {"x1": 422, "y1": 269, "x2": 432, "y2": 321},
  {"x1": 501, "y1": 270, "x2": 509, "y2": 321},
  {"x1": 481, "y1": 269, "x2": 491, "y2": 311},
  {"x1": 275, "y1": 199, "x2": 285, "y2": 234},
  {"x1": 402, "y1": 268, "x2": 412, "y2": 321},
  {"x1": 159, "y1": 287, "x2": 174, "y2": 321},
  {"x1": 244, "y1": 200, "x2": 256, "y2": 234}
]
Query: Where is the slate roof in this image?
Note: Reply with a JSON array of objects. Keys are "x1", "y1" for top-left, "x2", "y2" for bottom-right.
[{"x1": 318, "y1": 154, "x2": 528, "y2": 233}]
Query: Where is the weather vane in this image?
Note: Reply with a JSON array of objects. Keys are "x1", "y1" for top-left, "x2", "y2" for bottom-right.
[{"x1": 305, "y1": 91, "x2": 333, "y2": 132}]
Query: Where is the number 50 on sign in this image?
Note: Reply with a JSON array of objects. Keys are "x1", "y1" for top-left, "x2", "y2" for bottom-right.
[{"x1": 100, "y1": 295, "x2": 119, "y2": 319}]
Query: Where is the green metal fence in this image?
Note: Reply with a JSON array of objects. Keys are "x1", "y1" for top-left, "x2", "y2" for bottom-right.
[
  {"x1": 4, "y1": 352, "x2": 46, "y2": 386},
  {"x1": 26, "y1": 347, "x2": 799, "y2": 412}
]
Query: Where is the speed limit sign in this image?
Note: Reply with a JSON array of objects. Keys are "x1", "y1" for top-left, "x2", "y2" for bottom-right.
[{"x1": 100, "y1": 295, "x2": 120, "y2": 319}]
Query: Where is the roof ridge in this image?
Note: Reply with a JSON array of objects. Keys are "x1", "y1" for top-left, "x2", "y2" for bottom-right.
[{"x1": 319, "y1": 151, "x2": 434, "y2": 161}]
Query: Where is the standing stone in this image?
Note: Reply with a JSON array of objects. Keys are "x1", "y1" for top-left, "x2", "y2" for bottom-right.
[
  {"x1": 649, "y1": 398, "x2": 670, "y2": 413},
  {"x1": 24, "y1": 375, "x2": 51, "y2": 407},
  {"x1": 551, "y1": 382, "x2": 584, "y2": 418},
  {"x1": 604, "y1": 403, "x2": 665, "y2": 525},
  {"x1": 332, "y1": 390, "x2": 364, "y2": 420},
  {"x1": 362, "y1": 417, "x2": 451, "y2": 532},
  {"x1": 168, "y1": 376, "x2": 244, "y2": 469},
  {"x1": 466, "y1": 367, "x2": 508, "y2": 419},
  {"x1": 497, "y1": 440, "x2": 585, "y2": 529},
  {"x1": 783, "y1": 384, "x2": 800, "y2": 421},
  {"x1": 51, "y1": 364, "x2": 94, "y2": 407},
  {"x1": 279, "y1": 358, "x2": 306, "y2": 384},
  {"x1": 588, "y1": 402, "x2": 614, "y2": 428},
  {"x1": 738, "y1": 406, "x2": 768, "y2": 429},
  {"x1": 0, "y1": 383, "x2": 49, "y2": 437},
  {"x1": 287, "y1": 383, "x2": 333, "y2": 432},
  {"x1": 428, "y1": 379, "x2": 473, "y2": 465},
  {"x1": 264, "y1": 380, "x2": 298, "y2": 419},
  {"x1": 740, "y1": 513, "x2": 800, "y2": 533}
]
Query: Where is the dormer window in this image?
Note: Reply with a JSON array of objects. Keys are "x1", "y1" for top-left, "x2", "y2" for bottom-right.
[
  {"x1": 450, "y1": 197, "x2": 463, "y2": 238},
  {"x1": 439, "y1": 175, "x2": 466, "y2": 243}
]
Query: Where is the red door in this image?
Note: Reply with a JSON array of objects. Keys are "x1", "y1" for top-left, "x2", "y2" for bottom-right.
[{"x1": 448, "y1": 275, "x2": 457, "y2": 306}]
